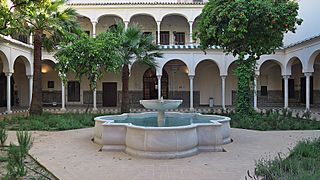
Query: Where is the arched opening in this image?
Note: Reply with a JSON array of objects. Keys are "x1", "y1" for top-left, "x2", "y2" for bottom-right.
[
  {"x1": 0, "y1": 51, "x2": 11, "y2": 109},
  {"x1": 41, "y1": 60, "x2": 61, "y2": 107},
  {"x1": 13, "y1": 56, "x2": 29, "y2": 107},
  {"x1": 192, "y1": 16, "x2": 201, "y2": 44},
  {"x1": 288, "y1": 58, "x2": 310, "y2": 106},
  {"x1": 97, "y1": 15, "x2": 123, "y2": 35},
  {"x1": 226, "y1": 61, "x2": 238, "y2": 106},
  {"x1": 312, "y1": 53, "x2": 320, "y2": 105},
  {"x1": 129, "y1": 14, "x2": 156, "y2": 41},
  {"x1": 259, "y1": 60, "x2": 283, "y2": 107},
  {"x1": 163, "y1": 59, "x2": 189, "y2": 107},
  {"x1": 194, "y1": 60, "x2": 220, "y2": 107},
  {"x1": 77, "y1": 16, "x2": 93, "y2": 36},
  {"x1": 143, "y1": 68, "x2": 168, "y2": 100},
  {"x1": 161, "y1": 14, "x2": 189, "y2": 45}
]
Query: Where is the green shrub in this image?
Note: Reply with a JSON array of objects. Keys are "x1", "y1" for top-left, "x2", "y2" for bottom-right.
[
  {"x1": 251, "y1": 138, "x2": 320, "y2": 180},
  {"x1": 6, "y1": 144, "x2": 27, "y2": 179},
  {"x1": 0, "y1": 128, "x2": 8, "y2": 146},
  {"x1": 229, "y1": 110, "x2": 320, "y2": 131},
  {"x1": 16, "y1": 131, "x2": 33, "y2": 156},
  {"x1": 0, "y1": 112, "x2": 100, "y2": 131}
]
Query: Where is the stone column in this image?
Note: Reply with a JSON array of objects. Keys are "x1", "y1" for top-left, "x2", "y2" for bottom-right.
[
  {"x1": 61, "y1": 80, "x2": 66, "y2": 111},
  {"x1": 27, "y1": 75, "x2": 33, "y2": 105},
  {"x1": 29, "y1": 33, "x2": 33, "y2": 44},
  {"x1": 189, "y1": 75, "x2": 194, "y2": 111},
  {"x1": 157, "y1": 75, "x2": 162, "y2": 99},
  {"x1": 305, "y1": 72, "x2": 312, "y2": 110},
  {"x1": 283, "y1": 75, "x2": 290, "y2": 109},
  {"x1": 221, "y1": 75, "x2": 226, "y2": 110},
  {"x1": 124, "y1": 21, "x2": 129, "y2": 30},
  {"x1": 5, "y1": 73, "x2": 12, "y2": 113},
  {"x1": 156, "y1": 21, "x2": 161, "y2": 45},
  {"x1": 253, "y1": 75, "x2": 258, "y2": 110},
  {"x1": 188, "y1": 21, "x2": 193, "y2": 44},
  {"x1": 91, "y1": 21, "x2": 97, "y2": 38}
]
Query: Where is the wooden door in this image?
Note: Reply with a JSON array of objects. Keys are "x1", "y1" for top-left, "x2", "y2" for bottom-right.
[
  {"x1": 67, "y1": 81, "x2": 80, "y2": 102},
  {"x1": 103, "y1": 82, "x2": 117, "y2": 107}
]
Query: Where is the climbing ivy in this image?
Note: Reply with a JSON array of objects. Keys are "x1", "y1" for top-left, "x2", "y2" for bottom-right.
[{"x1": 197, "y1": 0, "x2": 302, "y2": 115}]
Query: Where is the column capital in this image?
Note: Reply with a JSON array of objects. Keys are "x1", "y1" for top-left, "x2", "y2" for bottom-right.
[
  {"x1": 188, "y1": 75, "x2": 195, "y2": 79},
  {"x1": 188, "y1": 21, "x2": 194, "y2": 24},
  {"x1": 5, "y1": 72, "x2": 12, "y2": 77},
  {"x1": 304, "y1": 72, "x2": 312, "y2": 77},
  {"x1": 220, "y1": 75, "x2": 227, "y2": 80},
  {"x1": 27, "y1": 75, "x2": 33, "y2": 79},
  {"x1": 156, "y1": 75, "x2": 162, "y2": 78},
  {"x1": 91, "y1": 20, "x2": 98, "y2": 24},
  {"x1": 282, "y1": 75, "x2": 290, "y2": 79},
  {"x1": 156, "y1": 21, "x2": 161, "y2": 25}
]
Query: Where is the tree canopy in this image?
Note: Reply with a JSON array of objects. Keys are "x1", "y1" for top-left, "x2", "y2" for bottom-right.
[
  {"x1": 55, "y1": 31, "x2": 123, "y2": 91},
  {"x1": 197, "y1": 0, "x2": 302, "y2": 114},
  {"x1": 197, "y1": 0, "x2": 302, "y2": 58}
]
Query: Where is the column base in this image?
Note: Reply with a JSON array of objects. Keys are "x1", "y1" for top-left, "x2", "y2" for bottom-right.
[{"x1": 60, "y1": 108, "x2": 66, "y2": 112}]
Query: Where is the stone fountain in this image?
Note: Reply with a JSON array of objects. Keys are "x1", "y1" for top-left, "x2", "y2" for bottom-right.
[{"x1": 93, "y1": 98, "x2": 231, "y2": 159}]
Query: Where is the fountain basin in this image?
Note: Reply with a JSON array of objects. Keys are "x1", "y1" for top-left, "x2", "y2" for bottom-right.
[
  {"x1": 94, "y1": 112, "x2": 231, "y2": 159},
  {"x1": 139, "y1": 99, "x2": 183, "y2": 111}
]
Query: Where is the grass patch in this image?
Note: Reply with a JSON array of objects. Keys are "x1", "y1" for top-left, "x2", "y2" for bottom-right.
[
  {"x1": 248, "y1": 138, "x2": 320, "y2": 179},
  {"x1": 226, "y1": 110, "x2": 320, "y2": 131},
  {"x1": 0, "y1": 113, "x2": 100, "y2": 131}
]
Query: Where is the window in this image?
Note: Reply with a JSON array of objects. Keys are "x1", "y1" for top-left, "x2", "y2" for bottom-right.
[
  {"x1": 68, "y1": 81, "x2": 80, "y2": 102},
  {"x1": 261, "y1": 86, "x2": 268, "y2": 96},
  {"x1": 18, "y1": 35, "x2": 28, "y2": 43},
  {"x1": 48, "y1": 81, "x2": 54, "y2": 88},
  {"x1": 156, "y1": 31, "x2": 170, "y2": 45},
  {"x1": 174, "y1": 32, "x2": 185, "y2": 45}
]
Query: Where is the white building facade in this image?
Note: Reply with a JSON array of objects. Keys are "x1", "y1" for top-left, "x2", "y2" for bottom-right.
[{"x1": 1, "y1": 0, "x2": 320, "y2": 113}]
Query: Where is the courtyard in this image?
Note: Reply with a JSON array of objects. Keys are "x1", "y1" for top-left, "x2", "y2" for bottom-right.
[{"x1": 4, "y1": 128, "x2": 320, "y2": 180}]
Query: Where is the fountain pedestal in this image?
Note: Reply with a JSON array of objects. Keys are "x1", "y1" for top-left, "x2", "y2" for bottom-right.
[{"x1": 157, "y1": 110, "x2": 165, "y2": 126}]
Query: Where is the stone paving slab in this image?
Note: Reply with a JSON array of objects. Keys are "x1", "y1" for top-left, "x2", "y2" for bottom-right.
[{"x1": 6, "y1": 128, "x2": 320, "y2": 180}]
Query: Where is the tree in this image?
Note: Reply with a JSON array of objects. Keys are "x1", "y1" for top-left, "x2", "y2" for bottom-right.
[
  {"x1": 54, "y1": 31, "x2": 123, "y2": 110},
  {"x1": 111, "y1": 23, "x2": 162, "y2": 113},
  {"x1": 0, "y1": 0, "x2": 82, "y2": 114},
  {"x1": 197, "y1": 0, "x2": 302, "y2": 115}
]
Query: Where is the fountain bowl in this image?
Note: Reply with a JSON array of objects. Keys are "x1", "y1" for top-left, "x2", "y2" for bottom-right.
[{"x1": 139, "y1": 99, "x2": 183, "y2": 111}]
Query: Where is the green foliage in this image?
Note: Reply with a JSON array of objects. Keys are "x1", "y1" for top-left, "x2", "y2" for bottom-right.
[
  {"x1": 0, "y1": 127, "x2": 7, "y2": 146},
  {"x1": 229, "y1": 111, "x2": 320, "y2": 131},
  {"x1": 0, "y1": 113, "x2": 99, "y2": 131},
  {"x1": 197, "y1": 0, "x2": 302, "y2": 115},
  {"x1": 250, "y1": 138, "x2": 320, "y2": 179},
  {"x1": 6, "y1": 144, "x2": 27, "y2": 179},
  {"x1": 55, "y1": 30, "x2": 123, "y2": 91},
  {"x1": 107, "y1": 23, "x2": 162, "y2": 113},
  {"x1": 16, "y1": 131, "x2": 33, "y2": 156}
]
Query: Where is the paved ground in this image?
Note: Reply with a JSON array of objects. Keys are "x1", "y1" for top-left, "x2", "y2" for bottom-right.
[{"x1": 6, "y1": 128, "x2": 320, "y2": 180}]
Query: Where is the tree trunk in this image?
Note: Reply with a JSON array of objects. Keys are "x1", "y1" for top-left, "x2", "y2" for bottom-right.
[
  {"x1": 121, "y1": 64, "x2": 130, "y2": 113},
  {"x1": 29, "y1": 30, "x2": 43, "y2": 114}
]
